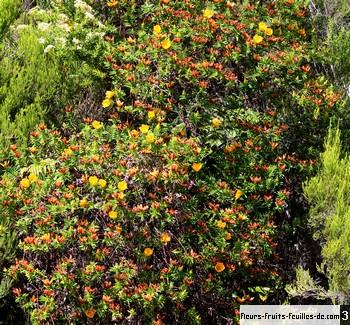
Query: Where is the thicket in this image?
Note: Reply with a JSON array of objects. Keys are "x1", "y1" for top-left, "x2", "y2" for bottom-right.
[{"x1": 0, "y1": 0, "x2": 347, "y2": 323}]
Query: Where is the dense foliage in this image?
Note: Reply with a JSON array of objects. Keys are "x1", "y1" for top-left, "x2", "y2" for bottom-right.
[{"x1": 0, "y1": 0, "x2": 348, "y2": 323}]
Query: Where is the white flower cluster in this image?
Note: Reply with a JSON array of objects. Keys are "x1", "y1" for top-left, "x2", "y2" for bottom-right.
[{"x1": 74, "y1": 0, "x2": 92, "y2": 13}]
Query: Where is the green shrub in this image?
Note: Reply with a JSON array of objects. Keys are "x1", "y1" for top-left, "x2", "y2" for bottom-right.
[{"x1": 304, "y1": 126, "x2": 350, "y2": 302}]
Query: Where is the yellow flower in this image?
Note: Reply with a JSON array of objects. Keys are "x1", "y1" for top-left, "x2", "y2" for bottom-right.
[
  {"x1": 105, "y1": 90, "x2": 115, "y2": 99},
  {"x1": 192, "y1": 163, "x2": 202, "y2": 172},
  {"x1": 89, "y1": 176, "x2": 99, "y2": 187},
  {"x1": 253, "y1": 34, "x2": 263, "y2": 44},
  {"x1": 63, "y1": 148, "x2": 73, "y2": 157},
  {"x1": 146, "y1": 133, "x2": 156, "y2": 143},
  {"x1": 139, "y1": 124, "x2": 150, "y2": 134},
  {"x1": 217, "y1": 220, "x2": 226, "y2": 229},
  {"x1": 153, "y1": 24, "x2": 162, "y2": 35},
  {"x1": 224, "y1": 232, "x2": 232, "y2": 240},
  {"x1": 160, "y1": 232, "x2": 171, "y2": 244},
  {"x1": 215, "y1": 262, "x2": 225, "y2": 273},
  {"x1": 80, "y1": 198, "x2": 88, "y2": 208},
  {"x1": 144, "y1": 247, "x2": 153, "y2": 257},
  {"x1": 258, "y1": 22, "x2": 268, "y2": 32},
  {"x1": 92, "y1": 120, "x2": 103, "y2": 130},
  {"x1": 98, "y1": 179, "x2": 107, "y2": 188},
  {"x1": 28, "y1": 173, "x2": 38, "y2": 182},
  {"x1": 161, "y1": 39, "x2": 171, "y2": 50},
  {"x1": 20, "y1": 178, "x2": 30, "y2": 189},
  {"x1": 108, "y1": 210, "x2": 118, "y2": 219},
  {"x1": 203, "y1": 8, "x2": 214, "y2": 19},
  {"x1": 107, "y1": 0, "x2": 118, "y2": 8},
  {"x1": 264, "y1": 27, "x2": 273, "y2": 36},
  {"x1": 102, "y1": 98, "x2": 113, "y2": 108},
  {"x1": 118, "y1": 181, "x2": 128, "y2": 191},
  {"x1": 147, "y1": 110, "x2": 156, "y2": 119},
  {"x1": 235, "y1": 189, "x2": 244, "y2": 201},
  {"x1": 212, "y1": 118, "x2": 221, "y2": 128}
]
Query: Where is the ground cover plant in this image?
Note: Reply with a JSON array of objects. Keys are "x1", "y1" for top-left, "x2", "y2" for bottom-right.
[{"x1": 0, "y1": 0, "x2": 347, "y2": 324}]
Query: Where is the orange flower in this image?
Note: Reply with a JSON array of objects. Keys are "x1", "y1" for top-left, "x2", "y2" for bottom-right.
[
  {"x1": 160, "y1": 232, "x2": 171, "y2": 244},
  {"x1": 144, "y1": 247, "x2": 153, "y2": 257},
  {"x1": 217, "y1": 220, "x2": 226, "y2": 229},
  {"x1": 224, "y1": 232, "x2": 232, "y2": 240},
  {"x1": 80, "y1": 198, "x2": 88, "y2": 208},
  {"x1": 215, "y1": 262, "x2": 225, "y2": 273},
  {"x1": 192, "y1": 163, "x2": 202, "y2": 172},
  {"x1": 130, "y1": 129, "x2": 140, "y2": 138},
  {"x1": 85, "y1": 308, "x2": 96, "y2": 319}
]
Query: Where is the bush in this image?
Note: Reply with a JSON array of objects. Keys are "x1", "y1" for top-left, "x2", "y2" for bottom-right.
[
  {"x1": 0, "y1": 0, "x2": 344, "y2": 323},
  {"x1": 303, "y1": 126, "x2": 350, "y2": 302}
]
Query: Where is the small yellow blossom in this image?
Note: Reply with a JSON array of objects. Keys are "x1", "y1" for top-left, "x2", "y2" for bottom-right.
[
  {"x1": 80, "y1": 198, "x2": 88, "y2": 208},
  {"x1": 258, "y1": 22, "x2": 268, "y2": 32},
  {"x1": 147, "y1": 110, "x2": 156, "y2": 119},
  {"x1": 28, "y1": 173, "x2": 38, "y2": 182},
  {"x1": 146, "y1": 133, "x2": 156, "y2": 143},
  {"x1": 118, "y1": 181, "x2": 128, "y2": 191},
  {"x1": 192, "y1": 163, "x2": 202, "y2": 172},
  {"x1": 98, "y1": 179, "x2": 107, "y2": 188},
  {"x1": 92, "y1": 120, "x2": 103, "y2": 130},
  {"x1": 105, "y1": 90, "x2": 115, "y2": 99},
  {"x1": 144, "y1": 247, "x2": 153, "y2": 257},
  {"x1": 212, "y1": 118, "x2": 221, "y2": 128},
  {"x1": 89, "y1": 176, "x2": 99, "y2": 187},
  {"x1": 235, "y1": 189, "x2": 244, "y2": 201},
  {"x1": 224, "y1": 232, "x2": 232, "y2": 240},
  {"x1": 253, "y1": 34, "x2": 263, "y2": 44},
  {"x1": 107, "y1": 0, "x2": 118, "y2": 8},
  {"x1": 153, "y1": 24, "x2": 162, "y2": 35},
  {"x1": 161, "y1": 39, "x2": 171, "y2": 50},
  {"x1": 102, "y1": 98, "x2": 113, "y2": 108},
  {"x1": 217, "y1": 220, "x2": 226, "y2": 229},
  {"x1": 160, "y1": 232, "x2": 171, "y2": 244},
  {"x1": 63, "y1": 148, "x2": 73, "y2": 157},
  {"x1": 139, "y1": 124, "x2": 150, "y2": 134},
  {"x1": 203, "y1": 8, "x2": 214, "y2": 19},
  {"x1": 20, "y1": 178, "x2": 30, "y2": 189},
  {"x1": 108, "y1": 210, "x2": 118, "y2": 219},
  {"x1": 215, "y1": 262, "x2": 225, "y2": 273}
]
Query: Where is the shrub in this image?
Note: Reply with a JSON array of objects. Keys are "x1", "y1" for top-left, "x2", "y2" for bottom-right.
[
  {"x1": 0, "y1": 0, "x2": 344, "y2": 323},
  {"x1": 303, "y1": 126, "x2": 350, "y2": 302}
]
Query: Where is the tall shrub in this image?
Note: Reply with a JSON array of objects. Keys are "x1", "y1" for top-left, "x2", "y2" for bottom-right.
[{"x1": 304, "y1": 126, "x2": 350, "y2": 302}]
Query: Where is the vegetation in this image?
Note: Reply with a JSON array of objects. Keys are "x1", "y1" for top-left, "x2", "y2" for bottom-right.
[{"x1": 0, "y1": 0, "x2": 349, "y2": 323}]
